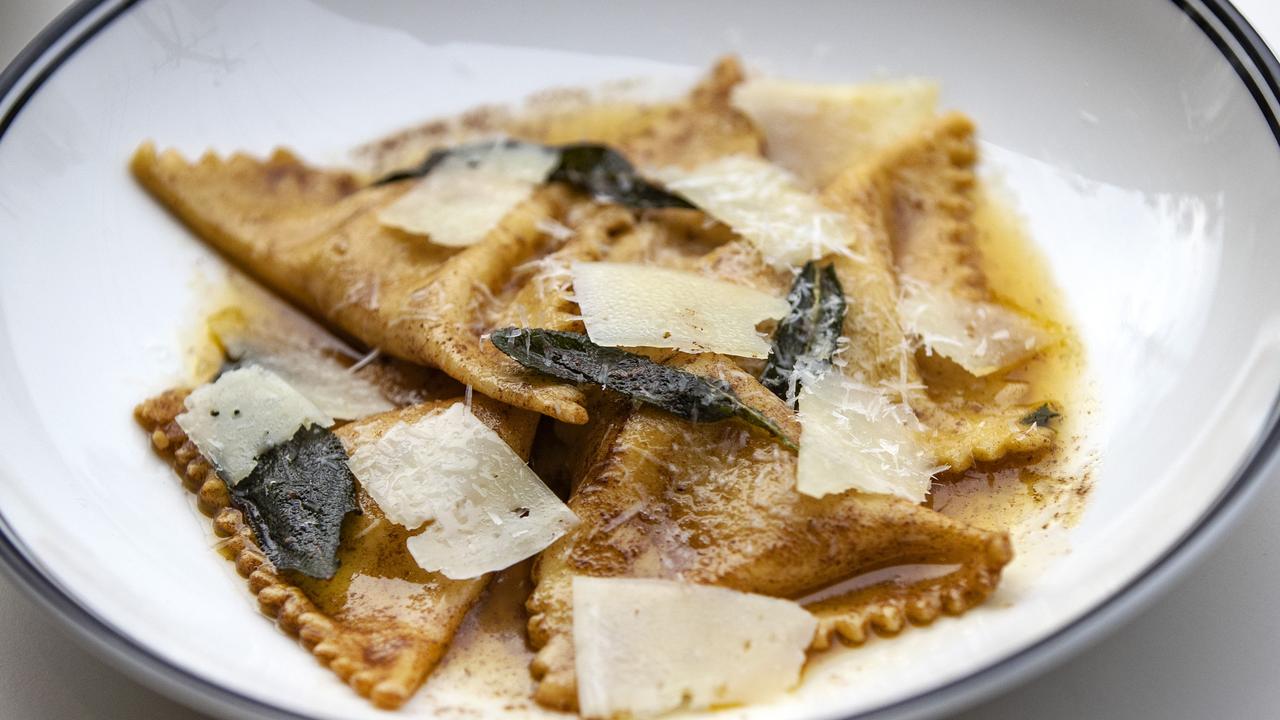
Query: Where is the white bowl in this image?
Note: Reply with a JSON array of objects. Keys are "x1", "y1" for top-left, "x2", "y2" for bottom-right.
[{"x1": 2, "y1": 1, "x2": 1279, "y2": 719}]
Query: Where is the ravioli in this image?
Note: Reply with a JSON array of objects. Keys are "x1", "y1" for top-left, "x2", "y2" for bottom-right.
[
  {"x1": 875, "y1": 114, "x2": 1049, "y2": 375},
  {"x1": 604, "y1": 114, "x2": 1056, "y2": 472},
  {"x1": 820, "y1": 117, "x2": 1055, "y2": 472},
  {"x1": 132, "y1": 144, "x2": 588, "y2": 423},
  {"x1": 135, "y1": 392, "x2": 536, "y2": 709},
  {"x1": 525, "y1": 354, "x2": 1013, "y2": 711}
]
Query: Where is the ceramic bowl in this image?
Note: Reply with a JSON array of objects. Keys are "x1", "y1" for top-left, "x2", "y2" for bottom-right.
[{"x1": 2, "y1": 1, "x2": 1279, "y2": 718}]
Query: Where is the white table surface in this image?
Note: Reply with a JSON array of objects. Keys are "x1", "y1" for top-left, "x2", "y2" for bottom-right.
[{"x1": 3, "y1": 1, "x2": 1280, "y2": 718}]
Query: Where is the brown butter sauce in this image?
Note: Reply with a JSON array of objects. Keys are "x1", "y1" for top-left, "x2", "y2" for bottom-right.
[{"x1": 926, "y1": 185, "x2": 1090, "y2": 534}]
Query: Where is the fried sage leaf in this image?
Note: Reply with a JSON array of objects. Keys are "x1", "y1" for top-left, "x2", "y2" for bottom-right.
[
  {"x1": 760, "y1": 261, "x2": 847, "y2": 404},
  {"x1": 229, "y1": 424, "x2": 358, "y2": 579},
  {"x1": 1021, "y1": 403, "x2": 1061, "y2": 428},
  {"x1": 548, "y1": 143, "x2": 694, "y2": 209},
  {"x1": 374, "y1": 140, "x2": 693, "y2": 210},
  {"x1": 490, "y1": 327, "x2": 795, "y2": 449}
]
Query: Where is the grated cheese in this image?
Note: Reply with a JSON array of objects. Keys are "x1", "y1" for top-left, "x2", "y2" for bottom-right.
[
  {"x1": 346, "y1": 403, "x2": 577, "y2": 579},
  {"x1": 573, "y1": 577, "x2": 816, "y2": 719},
  {"x1": 176, "y1": 366, "x2": 333, "y2": 485},
  {"x1": 796, "y1": 369, "x2": 935, "y2": 502},
  {"x1": 731, "y1": 77, "x2": 938, "y2": 188},
  {"x1": 378, "y1": 142, "x2": 560, "y2": 246},
  {"x1": 571, "y1": 261, "x2": 789, "y2": 358},
  {"x1": 900, "y1": 283, "x2": 1049, "y2": 376},
  {"x1": 648, "y1": 155, "x2": 856, "y2": 268}
]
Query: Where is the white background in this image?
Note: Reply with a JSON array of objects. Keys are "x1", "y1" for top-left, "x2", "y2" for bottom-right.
[{"x1": 1, "y1": 1, "x2": 1279, "y2": 718}]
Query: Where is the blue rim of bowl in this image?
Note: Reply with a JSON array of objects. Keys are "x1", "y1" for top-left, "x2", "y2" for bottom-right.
[{"x1": 1, "y1": 2, "x2": 1279, "y2": 719}]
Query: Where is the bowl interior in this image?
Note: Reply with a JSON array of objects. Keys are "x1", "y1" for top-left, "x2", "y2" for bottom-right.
[{"x1": 1, "y1": 1, "x2": 1278, "y2": 719}]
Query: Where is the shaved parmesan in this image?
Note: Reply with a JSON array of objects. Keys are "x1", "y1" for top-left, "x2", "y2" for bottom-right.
[
  {"x1": 176, "y1": 366, "x2": 333, "y2": 485},
  {"x1": 571, "y1": 262, "x2": 789, "y2": 358},
  {"x1": 731, "y1": 78, "x2": 938, "y2": 187},
  {"x1": 649, "y1": 156, "x2": 855, "y2": 268},
  {"x1": 378, "y1": 142, "x2": 559, "y2": 246},
  {"x1": 573, "y1": 577, "x2": 816, "y2": 719},
  {"x1": 796, "y1": 370, "x2": 935, "y2": 502},
  {"x1": 237, "y1": 350, "x2": 395, "y2": 421},
  {"x1": 900, "y1": 284, "x2": 1049, "y2": 376},
  {"x1": 206, "y1": 287, "x2": 395, "y2": 420},
  {"x1": 346, "y1": 403, "x2": 577, "y2": 579}
]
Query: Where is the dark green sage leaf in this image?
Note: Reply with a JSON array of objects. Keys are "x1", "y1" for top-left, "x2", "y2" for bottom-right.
[
  {"x1": 760, "y1": 261, "x2": 847, "y2": 405},
  {"x1": 547, "y1": 143, "x2": 694, "y2": 209},
  {"x1": 370, "y1": 139, "x2": 519, "y2": 187},
  {"x1": 1020, "y1": 403, "x2": 1061, "y2": 428},
  {"x1": 372, "y1": 140, "x2": 693, "y2": 210},
  {"x1": 490, "y1": 327, "x2": 795, "y2": 449},
  {"x1": 229, "y1": 424, "x2": 358, "y2": 579}
]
